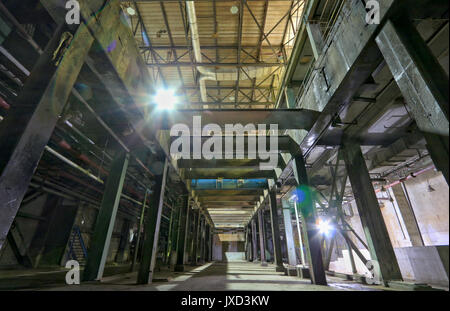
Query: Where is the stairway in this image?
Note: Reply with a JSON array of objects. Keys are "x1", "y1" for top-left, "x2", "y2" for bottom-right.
[{"x1": 67, "y1": 226, "x2": 88, "y2": 265}]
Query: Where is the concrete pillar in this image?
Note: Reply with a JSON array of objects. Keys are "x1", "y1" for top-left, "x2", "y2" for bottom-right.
[
  {"x1": 391, "y1": 184, "x2": 424, "y2": 247},
  {"x1": 269, "y1": 188, "x2": 284, "y2": 272},
  {"x1": 257, "y1": 209, "x2": 267, "y2": 266},
  {"x1": 0, "y1": 21, "x2": 93, "y2": 251},
  {"x1": 83, "y1": 153, "x2": 129, "y2": 281},
  {"x1": 292, "y1": 154, "x2": 327, "y2": 285},
  {"x1": 174, "y1": 194, "x2": 189, "y2": 272},
  {"x1": 375, "y1": 18, "x2": 449, "y2": 184},
  {"x1": 137, "y1": 158, "x2": 169, "y2": 284},
  {"x1": 190, "y1": 209, "x2": 200, "y2": 265},
  {"x1": 341, "y1": 140, "x2": 403, "y2": 284},
  {"x1": 281, "y1": 199, "x2": 297, "y2": 266}
]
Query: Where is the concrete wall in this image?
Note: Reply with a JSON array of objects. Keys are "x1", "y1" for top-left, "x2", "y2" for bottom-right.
[
  {"x1": 212, "y1": 233, "x2": 245, "y2": 262},
  {"x1": 394, "y1": 246, "x2": 449, "y2": 287},
  {"x1": 402, "y1": 170, "x2": 449, "y2": 246},
  {"x1": 330, "y1": 170, "x2": 449, "y2": 287}
]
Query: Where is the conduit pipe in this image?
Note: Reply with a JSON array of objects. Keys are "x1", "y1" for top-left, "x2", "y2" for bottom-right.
[{"x1": 186, "y1": 1, "x2": 277, "y2": 105}]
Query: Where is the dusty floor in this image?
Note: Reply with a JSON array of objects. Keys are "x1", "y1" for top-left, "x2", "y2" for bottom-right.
[{"x1": 8, "y1": 261, "x2": 387, "y2": 291}]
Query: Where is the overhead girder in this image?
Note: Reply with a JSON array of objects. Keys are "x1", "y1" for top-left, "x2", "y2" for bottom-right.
[
  {"x1": 154, "y1": 109, "x2": 320, "y2": 131},
  {"x1": 184, "y1": 168, "x2": 276, "y2": 180}
]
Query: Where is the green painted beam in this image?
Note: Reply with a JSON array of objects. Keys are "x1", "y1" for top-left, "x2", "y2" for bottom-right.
[{"x1": 83, "y1": 153, "x2": 129, "y2": 281}]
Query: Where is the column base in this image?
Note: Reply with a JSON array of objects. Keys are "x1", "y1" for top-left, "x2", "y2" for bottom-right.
[
  {"x1": 296, "y1": 265, "x2": 310, "y2": 279},
  {"x1": 261, "y1": 261, "x2": 268, "y2": 267},
  {"x1": 174, "y1": 264, "x2": 185, "y2": 272},
  {"x1": 284, "y1": 265, "x2": 298, "y2": 276}
]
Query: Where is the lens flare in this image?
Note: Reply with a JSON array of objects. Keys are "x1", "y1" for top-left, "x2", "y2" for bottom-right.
[{"x1": 153, "y1": 88, "x2": 179, "y2": 110}]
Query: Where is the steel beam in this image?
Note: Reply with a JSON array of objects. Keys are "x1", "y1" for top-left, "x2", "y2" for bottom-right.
[
  {"x1": 341, "y1": 140, "x2": 402, "y2": 284},
  {"x1": 137, "y1": 158, "x2": 169, "y2": 284},
  {"x1": 158, "y1": 109, "x2": 319, "y2": 131},
  {"x1": 184, "y1": 169, "x2": 276, "y2": 180},
  {"x1": 83, "y1": 153, "x2": 130, "y2": 281}
]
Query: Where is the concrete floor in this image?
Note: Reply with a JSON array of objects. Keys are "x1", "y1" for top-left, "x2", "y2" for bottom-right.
[{"x1": 8, "y1": 261, "x2": 387, "y2": 291}]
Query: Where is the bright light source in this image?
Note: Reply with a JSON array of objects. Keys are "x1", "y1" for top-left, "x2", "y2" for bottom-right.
[
  {"x1": 317, "y1": 219, "x2": 333, "y2": 236},
  {"x1": 126, "y1": 7, "x2": 136, "y2": 16},
  {"x1": 153, "y1": 88, "x2": 179, "y2": 110}
]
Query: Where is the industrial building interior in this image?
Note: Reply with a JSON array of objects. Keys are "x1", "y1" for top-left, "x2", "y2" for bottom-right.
[{"x1": 0, "y1": 0, "x2": 448, "y2": 292}]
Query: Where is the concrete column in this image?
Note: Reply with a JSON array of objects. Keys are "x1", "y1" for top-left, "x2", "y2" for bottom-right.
[
  {"x1": 341, "y1": 140, "x2": 403, "y2": 284},
  {"x1": 257, "y1": 209, "x2": 267, "y2": 266},
  {"x1": 375, "y1": 18, "x2": 449, "y2": 184},
  {"x1": 391, "y1": 184, "x2": 424, "y2": 247},
  {"x1": 251, "y1": 218, "x2": 258, "y2": 262},
  {"x1": 269, "y1": 188, "x2": 284, "y2": 272},
  {"x1": 174, "y1": 194, "x2": 189, "y2": 272},
  {"x1": 190, "y1": 209, "x2": 200, "y2": 265},
  {"x1": 281, "y1": 199, "x2": 297, "y2": 266},
  {"x1": 0, "y1": 21, "x2": 93, "y2": 251},
  {"x1": 292, "y1": 154, "x2": 327, "y2": 285},
  {"x1": 137, "y1": 158, "x2": 169, "y2": 284},
  {"x1": 83, "y1": 153, "x2": 129, "y2": 281}
]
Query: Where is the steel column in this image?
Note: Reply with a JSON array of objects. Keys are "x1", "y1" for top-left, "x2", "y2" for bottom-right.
[
  {"x1": 251, "y1": 218, "x2": 258, "y2": 262},
  {"x1": 190, "y1": 209, "x2": 200, "y2": 265},
  {"x1": 257, "y1": 209, "x2": 267, "y2": 266},
  {"x1": 341, "y1": 140, "x2": 403, "y2": 284},
  {"x1": 137, "y1": 158, "x2": 169, "y2": 284},
  {"x1": 83, "y1": 153, "x2": 130, "y2": 281},
  {"x1": 269, "y1": 187, "x2": 284, "y2": 272},
  {"x1": 292, "y1": 154, "x2": 327, "y2": 285},
  {"x1": 281, "y1": 199, "x2": 297, "y2": 266},
  {"x1": 131, "y1": 189, "x2": 149, "y2": 272},
  {"x1": 174, "y1": 194, "x2": 190, "y2": 272}
]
